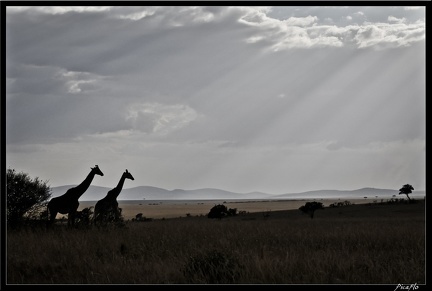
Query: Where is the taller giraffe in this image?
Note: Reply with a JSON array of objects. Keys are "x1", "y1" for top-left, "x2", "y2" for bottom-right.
[
  {"x1": 93, "y1": 169, "x2": 134, "y2": 225},
  {"x1": 47, "y1": 165, "x2": 104, "y2": 226}
]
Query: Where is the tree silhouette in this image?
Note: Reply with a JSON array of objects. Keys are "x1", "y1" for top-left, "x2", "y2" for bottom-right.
[
  {"x1": 399, "y1": 184, "x2": 414, "y2": 202},
  {"x1": 207, "y1": 204, "x2": 237, "y2": 219},
  {"x1": 299, "y1": 201, "x2": 324, "y2": 219},
  {"x1": 6, "y1": 168, "x2": 52, "y2": 227},
  {"x1": 208, "y1": 204, "x2": 228, "y2": 219}
]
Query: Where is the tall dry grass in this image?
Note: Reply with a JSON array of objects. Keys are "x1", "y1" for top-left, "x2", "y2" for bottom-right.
[{"x1": 6, "y1": 200, "x2": 425, "y2": 284}]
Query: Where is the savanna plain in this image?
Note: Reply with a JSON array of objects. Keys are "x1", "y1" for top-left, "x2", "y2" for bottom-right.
[{"x1": 6, "y1": 198, "x2": 425, "y2": 285}]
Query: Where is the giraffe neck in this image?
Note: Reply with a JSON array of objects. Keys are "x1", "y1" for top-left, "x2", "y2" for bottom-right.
[
  {"x1": 74, "y1": 170, "x2": 96, "y2": 199},
  {"x1": 112, "y1": 174, "x2": 127, "y2": 199}
]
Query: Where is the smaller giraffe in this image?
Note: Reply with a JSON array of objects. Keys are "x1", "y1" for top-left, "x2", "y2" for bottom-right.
[
  {"x1": 47, "y1": 165, "x2": 104, "y2": 227},
  {"x1": 93, "y1": 169, "x2": 134, "y2": 225}
]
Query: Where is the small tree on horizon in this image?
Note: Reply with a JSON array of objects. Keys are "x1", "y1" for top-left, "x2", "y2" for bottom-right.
[{"x1": 399, "y1": 184, "x2": 414, "y2": 202}]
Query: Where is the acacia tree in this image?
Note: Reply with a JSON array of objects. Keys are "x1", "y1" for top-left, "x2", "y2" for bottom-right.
[
  {"x1": 399, "y1": 184, "x2": 414, "y2": 202},
  {"x1": 6, "y1": 168, "x2": 52, "y2": 226},
  {"x1": 299, "y1": 201, "x2": 324, "y2": 219}
]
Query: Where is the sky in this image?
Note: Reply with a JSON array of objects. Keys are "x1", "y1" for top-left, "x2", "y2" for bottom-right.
[{"x1": 4, "y1": 5, "x2": 426, "y2": 195}]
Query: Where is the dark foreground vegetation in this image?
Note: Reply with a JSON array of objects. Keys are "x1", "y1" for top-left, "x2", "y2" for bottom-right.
[{"x1": 7, "y1": 199, "x2": 425, "y2": 285}]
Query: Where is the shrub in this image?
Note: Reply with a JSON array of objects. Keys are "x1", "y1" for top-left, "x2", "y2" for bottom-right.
[
  {"x1": 208, "y1": 204, "x2": 228, "y2": 219},
  {"x1": 75, "y1": 207, "x2": 94, "y2": 227},
  {"x1": 207, "y1": 204, "x2": 237, "y2": 219},
  {"x1": 6, "y1": 168, "x2": 52, "y2": 227}
]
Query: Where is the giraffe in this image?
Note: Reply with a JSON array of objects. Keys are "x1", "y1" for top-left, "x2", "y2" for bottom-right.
[
  {"x1": 47, "y1": 165, "x2": 104, "y2": 227},
  {"x1": 93, "y1": 169, "x2": 134, "y2": 225}
]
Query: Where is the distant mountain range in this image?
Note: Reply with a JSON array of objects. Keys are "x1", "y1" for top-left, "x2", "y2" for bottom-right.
[{"x1": 50, "y1": 185, "x2": 426, "y2": 201}]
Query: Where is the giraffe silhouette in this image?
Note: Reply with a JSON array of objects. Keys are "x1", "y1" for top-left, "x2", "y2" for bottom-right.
[
  {"x1": 47, "y1": 165, "x2": 104, "y2": 227},
  {"x1": 93, "y1": 169, "x2": 134, "y2": 225}
]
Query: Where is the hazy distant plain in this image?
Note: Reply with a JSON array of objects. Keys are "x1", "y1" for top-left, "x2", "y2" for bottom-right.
[{"x1": 76, "y1": 197, "x2": 419, "y2": 220}]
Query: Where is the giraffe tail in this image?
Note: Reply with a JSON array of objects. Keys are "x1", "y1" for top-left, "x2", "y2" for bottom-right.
[
  {"x1": 46, "y1": 203, "x2": 50, "y2": 227},
  {"x1": 46, "y1": 201, "x2": 54, "y2": 227}
]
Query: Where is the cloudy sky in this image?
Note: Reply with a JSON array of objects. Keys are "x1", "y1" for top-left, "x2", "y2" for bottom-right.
[{"x1": 5, "y1": 5, "x2": 426, "y2": 195}]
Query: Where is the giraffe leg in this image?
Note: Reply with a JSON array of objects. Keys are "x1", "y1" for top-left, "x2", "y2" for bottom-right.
[
  {"x1": 48, "y1": 210, "x2": 57, "y2": 227},
  {"x1": 114, "y1": 207, "x2": 120, "y2": 221},
  {"x1": 68, "y1": 211, "x2": 76, "y2": 227}
]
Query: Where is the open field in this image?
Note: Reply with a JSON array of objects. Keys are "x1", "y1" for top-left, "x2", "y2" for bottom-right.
[
  {"x1": 77, "y1": 198, "x2": 387, "y2": 220},
  {"x1": 7, "y1": 198, "x2": 425, "y2": 285}
]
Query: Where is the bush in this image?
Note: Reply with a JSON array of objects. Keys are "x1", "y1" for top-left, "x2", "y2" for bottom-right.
[
  {"x1": 93, "y1": 207, "x2": 125, "y2": 227},
  {"x1": 329, "y1": 200, "x2": 352, "y2": 208},
  {"x1": 75, "y1": 207, "x2": 94, "y2": 227},
  {"x1": 207, "y1": 204, "x2": 237, "y2": 219},
  {"x1": 6, "y1": 168, "x2": 52, "y2": 227}
]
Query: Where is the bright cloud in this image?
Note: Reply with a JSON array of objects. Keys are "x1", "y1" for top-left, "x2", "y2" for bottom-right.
[
  {"x1": 125, "y1": 103, "x2": 200, "y2": 135},
  {"x1": 5, "y1": 5, "x2": 425, "y2": 193}
]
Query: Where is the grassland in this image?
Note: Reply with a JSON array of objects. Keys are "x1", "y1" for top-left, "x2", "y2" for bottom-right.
[
  {"x1": 6, "y1": 199, "x2": 425, "y2": 285},
  {"x1": 79, "y1": 197, "x2": 393, "y2": 220}
]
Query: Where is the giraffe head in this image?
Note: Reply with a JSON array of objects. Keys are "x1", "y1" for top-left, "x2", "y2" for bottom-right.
[
  {"x1": 124, "y1": 169, "x2": 134, "y2": 180},
  {"x1": 91, "y1": 165, "x2": 104, "y2": 176}
]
